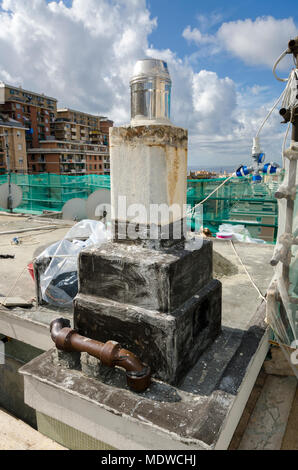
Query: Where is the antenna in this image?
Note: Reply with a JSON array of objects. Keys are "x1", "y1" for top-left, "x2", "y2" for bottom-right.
[{"x1": 62, "y1": 198, "x2": 87, "y2": 221}]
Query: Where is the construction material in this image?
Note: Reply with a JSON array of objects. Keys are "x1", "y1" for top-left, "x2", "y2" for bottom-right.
[
  {"x1": 35, "y1": 219, "x2": 108, "y2": 306},
  {"x1": 0, "y1": 225, "x2": 59, "y2": 235},
  {"x1": 0, "y1": 297, "x2": 33, "y2": 308}
]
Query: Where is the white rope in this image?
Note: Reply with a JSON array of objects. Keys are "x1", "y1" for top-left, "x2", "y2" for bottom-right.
[
  {"x1": 281, "y1": 70, "x2": 298, "y2": 110},
  {"x1": 230, "y1": 240, "x2": 267, "y2": 303},
  {"x1": 272, "y1": 49, "x2": 289, "y2": 82},
  {"x1": 188, "y1": 174, "x2": 234, "y2": 216},
  {"x1": 255, "y1": 87, "x2": 286, "y2": 138},
  {"x1": 2, "y1": 266, "x2": 27, "y2": 305},
  {"x1": 282, "y1": 119, "x2": 291, "y2": 168}
]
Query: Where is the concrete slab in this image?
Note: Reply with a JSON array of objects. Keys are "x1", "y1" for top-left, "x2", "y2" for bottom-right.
[
  {"x1": 212, "y1": 239, "x2": 274, "y2": 331},
  {"x1": 20, "y1": 303, "x2": 270, "y2": 450},
  {"x1": 0, "y1": 407, "x2": 66, "y2": 450},
  {"x1": 264, "y1": 346, "x2": 297, "y2": 376},
  {"x1": 0, "y1": 225, "x2": 275, "y2": 449},
  {"x1": 228, "y1": 368, "x2": 267, "y2": 450},
  {"x1": 0, "y1": 305, "x2": 73, "y2": 350},
  {"x1": 281, "y1": 385, "x2": 298, "y2": 450},
  {"x1": 0, "y1": 297, "x2": 33, "y2": 307},
  {"x1": 0, "y1": 214, "x2": 72, "y2": 301},
  {"x1": 238, "y1": 375, "x2": 297, "y2": 450}
]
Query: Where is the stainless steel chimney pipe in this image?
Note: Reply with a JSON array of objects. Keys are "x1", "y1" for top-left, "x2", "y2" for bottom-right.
[{"x1": 130, "y1": 59, "x2": 172, "y2": 126}]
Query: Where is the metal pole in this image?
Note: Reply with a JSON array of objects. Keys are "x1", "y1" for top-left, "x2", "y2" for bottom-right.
[
  {"x1": 0, "y1": 130, "x2": 13, "y2": 212},
  {"x1": 4, "y1": 130, "x2": 13, "y2": 212}
]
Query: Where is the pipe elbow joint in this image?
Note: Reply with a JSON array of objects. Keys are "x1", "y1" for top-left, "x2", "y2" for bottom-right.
[{"x1": 50, "y1": 317, "x2": 71, "y2": 342}]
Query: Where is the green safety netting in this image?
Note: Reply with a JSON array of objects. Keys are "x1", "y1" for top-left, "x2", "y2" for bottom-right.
[
  {"x1": 0, "y1": 173, "x2": 279, "y2": 242},
  {"x1": 0, "y1": 173, "x2": 111, "y2": 215}
]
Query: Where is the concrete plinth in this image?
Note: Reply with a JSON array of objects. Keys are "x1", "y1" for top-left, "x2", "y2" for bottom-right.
[
  {"x1": 110, "y1": 125, "x2": 188, "y2": 230},
  {"x1": 74, "y1": 238, "x2": 221, "y2": 384},
  {"x1": 77, "y1": 239, "x2": 213, "y2": 312},
  {"x1": 19, "y1": 303, "x2": 270, "y2": 450}
]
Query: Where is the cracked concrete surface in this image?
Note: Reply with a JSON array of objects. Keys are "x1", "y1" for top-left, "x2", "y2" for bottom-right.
[{"x1": 238, "y1": 375, "x2": 297, "y2": 450}]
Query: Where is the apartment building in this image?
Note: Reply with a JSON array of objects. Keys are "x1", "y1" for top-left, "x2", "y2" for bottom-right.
[
  {"x1": 51, "y1": 108, "x2": 113, "y2": 174},
  {"x1": 0, "y1": 83, "x2": 113, "y2": 175},
  {"x1": 0, "y1": 82, "x2": 57, "y2": 149},
  {"x1": 0, "y1": 114, "x2": 27, "y2": 174},
  {"x1": 27, "y1": 140, "x2": 109, "y2": 175}
]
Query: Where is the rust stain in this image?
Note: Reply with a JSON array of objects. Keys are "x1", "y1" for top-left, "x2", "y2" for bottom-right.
[
  {"x1": 166, "y1": 146, "x2": 180, "y2": 206},
  {"x1": 111, "y1": 125, "x2": 188, "y2": 147}
]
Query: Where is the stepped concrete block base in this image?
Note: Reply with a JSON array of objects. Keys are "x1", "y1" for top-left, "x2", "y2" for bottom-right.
[
  {"x1": 19, "y1": 303, "x2": 270, "y2": 450},
  {"x1": 78, "y1": 239, "x2": 213, "y2": 313},
  {"x1": 74, "y1": 279, "x2": 222, "y2": 385}
]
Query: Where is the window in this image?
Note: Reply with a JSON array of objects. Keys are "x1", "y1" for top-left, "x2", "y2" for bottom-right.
[
  {"x1": 18, "y1": 144, "x2": 22, "y2": 150},
  {"x1": 17, "y1": 114, "x2": 21, "y2": 119},
  {"x1": 19, "y1": 158, "x2": 23, "y2": 164},
  {"x1": 16, "y1": 131, "x2": 21, "y2": 137},
  {"x1": 45, "y1": 127, "x2": 49, "y2": 132},
  {"x1": 10, "y1": 89, "x2": 15, "y2": 95},
  {"x1": 16, "y1": 103, "x2": 21, "y2": 109},
  {"x1": 45, "y1": 118, "x2": 48, "y2": 123},
  {"x1": 94, "y1": 164, "x2": 97, "y2": 169}
]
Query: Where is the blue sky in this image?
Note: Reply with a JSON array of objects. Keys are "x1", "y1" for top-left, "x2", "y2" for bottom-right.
[
  {"x1": 148, "y1": 0, "x2": 296, "y2": 93},
  {"x1": 0, "y1": 0, "x2": 297, "y2": 167}
]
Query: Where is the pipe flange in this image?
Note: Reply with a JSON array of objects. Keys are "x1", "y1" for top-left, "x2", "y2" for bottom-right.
[
  {"x1": 100, "y1": 340, "x2": 121, "y2": 367},
  {"x1": 126, "y1": 365, "x2": 151, "y2": 393}
]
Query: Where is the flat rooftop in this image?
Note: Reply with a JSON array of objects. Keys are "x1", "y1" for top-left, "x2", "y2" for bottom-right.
[
  {"x1": 0, "y1": 213, "x2": 274, "y2": 337},
  {"x1": 0, "y1": 213, "x2": 275, "y2": 449}
]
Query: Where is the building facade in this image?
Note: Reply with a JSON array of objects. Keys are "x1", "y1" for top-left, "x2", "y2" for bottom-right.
[
  {"x1": 0, "y1": 82, "x2": 57, "y2": 149},
  {"x1": 51, "y1": 108, "x2": 113, "y2": 174},
  {"x1": 0, "y1": 83, "x2": 113, "y2": 175},
  {"x1": 27, "y1": 140, "x2": 109, "y2": 175},
  {"x1": 0, "y1": 114, "x2": 27, "y2": 174}
]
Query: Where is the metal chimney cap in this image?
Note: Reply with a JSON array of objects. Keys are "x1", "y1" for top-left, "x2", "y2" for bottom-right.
[
  {"x1": 130, "y1": 58, "x2": 172, "y2": 126},
  {"x1": 130, "y1": 59, "x2": 171, "y2": 85}
]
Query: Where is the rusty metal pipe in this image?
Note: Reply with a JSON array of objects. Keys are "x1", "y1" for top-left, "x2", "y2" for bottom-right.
[{"x1": 50, "y1": 318, "x2": 151, "y2": 392}]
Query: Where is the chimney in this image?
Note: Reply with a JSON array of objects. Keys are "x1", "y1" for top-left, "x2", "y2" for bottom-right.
[{"x1": 130, "y1": 59, "x2": 172, "y2": 126}]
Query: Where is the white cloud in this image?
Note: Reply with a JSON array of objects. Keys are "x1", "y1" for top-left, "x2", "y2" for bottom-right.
[
  {"x1": 192, "y1": 70, "x2": 237, "y2": 135},
  {"x1": 0, "y1": 1, "x2": 289, "y2": 167},
  {"x1": 182, "y1": 26, "x2": 215, "y2": 45},
  {"x1": 0, "y1": 0, "x2": 156, "y2": 121},
  {"x1": 196, "y1": 12, "x2": 223, "y2": 31},
  {"x1": 183, "y1": 15, "x2": 297, "y2": 70},
  {"x1": 218, "y1": 16, "x2": 297, "y2": 68}
]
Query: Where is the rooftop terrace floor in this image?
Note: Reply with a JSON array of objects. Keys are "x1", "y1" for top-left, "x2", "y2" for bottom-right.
[
  {"x1": 0, "y1": 213, "x2": 274, "y2": 344},
  {"x1": 0, "y1": 212, "x2": 279, "y2": 449}
]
